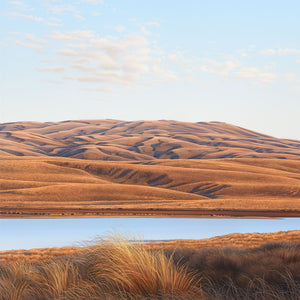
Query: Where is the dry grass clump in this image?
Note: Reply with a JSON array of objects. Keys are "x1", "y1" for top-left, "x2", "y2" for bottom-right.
[
  {"x1": 0, "y1": 236, "x2": 199, "y2": 299},
  {"x1": 85, "y1": 235, "x2": 199, "y2": 299},
  {"x1": 0, "y1": 236, "x2": 300, "y2": 299},
  {"x1": 169, "y1": 242, "x2": 300, "y2": 299}
]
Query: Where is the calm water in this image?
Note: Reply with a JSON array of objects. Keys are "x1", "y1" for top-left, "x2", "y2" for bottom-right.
[{"x1": 0, "y1": 217, "x2": 299, "y2": 251}]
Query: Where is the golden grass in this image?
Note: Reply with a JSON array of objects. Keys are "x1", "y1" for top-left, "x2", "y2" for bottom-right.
[
  {"x1": 0, "y1": 236, "x2": 200, "y2": 299},
  {"x1": 86, "y1": 235, "x2": 199, "y2": 298},
  {"x1": 1, "y1": 230, "x2": 299, "y2": 264},
  {"x1": 1, "y1": 156, "x2": 300, "y2": 212},
  {"x1": 0, "y1": 232, "x2": 300, "y2": 299},
  {"x1": 1, "y1": 119, "x2": 300, "y2": 161}
]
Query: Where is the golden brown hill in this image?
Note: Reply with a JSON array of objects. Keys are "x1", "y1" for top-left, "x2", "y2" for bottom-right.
[
  {"x1": 1, "y1": 230, "x2": 299, "y2": 264},
  {"x1": 1, "y1": 120, "x2": 300, "y2": 160},
  {"x1": 1, "y1": 156, "x2": 300, "y2": 214}
]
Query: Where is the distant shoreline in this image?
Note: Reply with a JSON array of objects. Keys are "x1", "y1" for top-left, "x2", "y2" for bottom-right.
[{"x1": 1, "y1": 208, "x2": 300, "y2": 219}]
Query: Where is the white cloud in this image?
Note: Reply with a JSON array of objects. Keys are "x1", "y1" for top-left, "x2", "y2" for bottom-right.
[
  {"x1": 93, "y1": 53, "x2": 118, "y2": 69},
  {"x1": 261, "y1": 49, "x2": 276, "y2": 55},
  {"x1": 9, "y1": 12, "x2": 43, "y2": 22},
  {"x1": 121, "y1": 62, "x2": 149, "y2": 73},
  {"x1": 84, "y1": 87, "x2": 113, "y2": 93},
  {"x1": 49, "y1": 31, "x2": 93, "y2": 41},
  {"x1": 78, "y1": 71, "x2": 139, "y2": 85},
  {"x1": 145, "y1": 22, "x2": 160, "y2": 27},
  {"x1": 15, "y1": 40, "x2": 44, "y2": 51},
  {"x1": 151, "y1": 65, "x2": 178, "y2": 80},
  {"x1": 74, "y1": 14, "x2": 85, "y2": 21},
  {"x1": 80, "y1": 0, "x2": 104, "y2": 4},
  {"x1": 109, "y1": 25, "x2": 126, "y2": 33},
  {"x1": 141, "y1": 26, "x2": 151, "y2": 36},
  {"x1": 261, "y1": 48, "x2": 300, "y2": 55},
  {"x1": 45, "y1": 21, "x2": 63, "y2": 27},
  {"x1": 167, "y1": 54, "x2": 178, "y2": 62},
  {"x1": 25, "y1": 34, "x2": 48, "y2": 45},
  {"x1": 47, "y1": 4, "x2": 77, "y2": 15},
  {"x1": 284, "y1": 72, "x2": 300, "y2": 83},
  {"x1": 235, "y1": 67, "x2": 278, "y2": 84},
  {"x1": 91, "y1": 11, "x2": 101, "y2": 16},
  {"x1": 43, "y1": 79, "x2": 64, "y2": 84},
  {"x1": 201, "y1": 58, "x2": 240, "y2": 77},
  {"x1": 9, "y1": 1, "x2": 24, "y2": 8},
  {"x1": 56, "y1": 49, "x2": 79, "y2": 56},
  {"x1": 71, "y1": 64, "x2": 97, "y2": 72},
  {"x1": 68, "y1": 43, "x2": 91, "y2": 50},
  {"x1": 12, "y1": 20, "x2": 179, "y2": 90},
  {"x1": 9, "y1": 1, "x2": 34, "y2": 11},
  {"x1": 90, "y1": 38, "x2": 126, "y2": 58},
  {"x1": 122, "y1": 34, "x2": 149, "y2": 48},
  {"x1": 36, "y1": 67, "x2": 66, "y2": 72},
  {"x1": 0, "y1": 42, "x2": 9, "y2": 48}
]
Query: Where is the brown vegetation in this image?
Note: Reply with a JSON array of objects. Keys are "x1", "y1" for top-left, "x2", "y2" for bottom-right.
[
  {"x1": 1, "y1": 230, "x2": 299, "y2": 264},
  {"x1": 0, "y1": 232, "x2": 300, "y2": 299},
  {"x1": 1, "y1": 119, "x2": 300, "y2": 213},
  {"x1": 1, "y1": 156, "x2": 300, "y2": 213},
  {"x1": 1, "y1": 120, "x2": 300, "y2": 160}
]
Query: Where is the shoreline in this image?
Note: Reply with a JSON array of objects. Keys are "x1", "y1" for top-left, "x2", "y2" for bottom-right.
[{"x1": 1, "y1": 208, "x2": 300, "y2": 219}]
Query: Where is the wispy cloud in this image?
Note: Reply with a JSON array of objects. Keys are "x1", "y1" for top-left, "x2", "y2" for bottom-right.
[
  {"x1": 9, "y1": 12, "x2": 43, "y2": 22},
  {"x1": 284, "y1": 72, "x2": 300, "y2": 83},
  {"x1": 56, "y1": 49, "x2": 79, "y2": 56},
  {"x1": 49, "y1": 30, "x2": 93, "y2": 41},
  {"x1": 9, "y1": 1, "x2": 34, "y2": 11},
  {"x1": 235, "y1": 67, "x2": 278, "y2": 84},
  {"x1": 47, "y1": 4, "x2": 77, "y2": 15},
  {"x1": 109, "y1": 25, "x2": 126, "y2": 33},
  {"x1": 201, "y1": 58, "x2": 240, "y2": 77},
  {"x1": 141, "y1": 26, "x2": 151, "y2": 36},
  {"x1": 15, "y1": 40, "x2": 44, "y2": 52},
  {"x1": 36, "y1": 29, "x2": 179, "y2": 90},
  {"x1": 145, "y1": 21, "x2": 160, "y2": 27},
  {"x1": 167, "y1": 54, "x2": 178, "y2": 62},
  {"x1": 0, "y1": 42, "x2": 9, "y2": 48},
  {"x1": 261, "y1": 48, "x2": 300, "y2": 55},
  {"x1": 200, "y1": 57, "x2": 281, "y2": 85},
  {"x1": 45, "y1": 21, "x2": 63, "y2": 27},
  {"x1": 36, "y1": 66, "x2": 66, "y2": 72},
  {"x1": 80, "y1": 0, "x2": 104, "y2": 4},
  {"x1": 25, "y1": 34, "x2": 48, "y2": 45}
]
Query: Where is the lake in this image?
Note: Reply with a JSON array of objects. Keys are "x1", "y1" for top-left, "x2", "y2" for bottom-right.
[{"x1": 0, "y1": 217, "x2": 300, "y2": 251}]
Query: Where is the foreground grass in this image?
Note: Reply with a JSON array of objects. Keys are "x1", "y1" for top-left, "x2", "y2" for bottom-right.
[{"x1": 0, "y1": 234, "x2": 300, "y2": 299}]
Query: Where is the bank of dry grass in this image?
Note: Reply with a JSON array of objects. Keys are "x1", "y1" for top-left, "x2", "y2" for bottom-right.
[
  {"x1": 0, "y1": 232, "x2": 300, "y2": 299},
  {"x1": 1, "y1": 157, "x2": 300, "y2": 212}
]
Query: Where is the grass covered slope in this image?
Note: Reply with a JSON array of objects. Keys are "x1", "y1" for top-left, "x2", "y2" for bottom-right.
[
  {"x1": 1, "y1": 156, "x2": 300, "y2": 212},
  {"x1": 0, "y1": 231, "x2": 300, "y2": 299},
  {"x1": 1, "y1": 230, "x2": 299, "y2": 264},
  {"x1": 1, "y1": 119, "x2": 300, "y2": 160}
]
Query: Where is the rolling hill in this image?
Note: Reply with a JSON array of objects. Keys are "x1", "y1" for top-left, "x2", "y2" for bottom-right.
[
  {"x1": 1, "y1": 119, "x2": 300, "y2": 160},
  {"x1": 1, "y1": 120, "x2": 300, "y2": 215}
]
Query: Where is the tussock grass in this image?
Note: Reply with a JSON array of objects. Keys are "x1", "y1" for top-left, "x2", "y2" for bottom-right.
[
  {"x1": 85, "y1": 235, "x2": 199, "y2": 298},
  {"x1": 0, "y1": 236, "x2": 300, "y2": 299}
]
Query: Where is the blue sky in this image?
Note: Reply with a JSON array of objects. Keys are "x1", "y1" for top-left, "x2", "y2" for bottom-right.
[{"x1": 1, "y1": 0, "x2": 300, "y2": 139}]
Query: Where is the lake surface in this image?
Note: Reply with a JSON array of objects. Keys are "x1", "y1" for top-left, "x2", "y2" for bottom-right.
[{"x1": 0, "y1": 217, "x2": 300, "y2": 251}]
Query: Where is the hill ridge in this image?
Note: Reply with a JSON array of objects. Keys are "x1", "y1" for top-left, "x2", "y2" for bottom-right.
[{"x1": 1, "y1": 119, "x2": 299, "y2": 161}]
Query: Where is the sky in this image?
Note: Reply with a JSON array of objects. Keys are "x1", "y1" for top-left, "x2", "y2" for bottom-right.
[{"x1": 1, "y1": 0, "x2": 300, "y2": 139}]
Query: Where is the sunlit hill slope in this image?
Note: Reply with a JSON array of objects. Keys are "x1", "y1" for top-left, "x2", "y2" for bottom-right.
[
  {"x1": 1, "y1": 120, "x2": 300, "y2": 160},
  {"x1": 0, "y1": 120, "x2": 300, "y2": 212}
]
